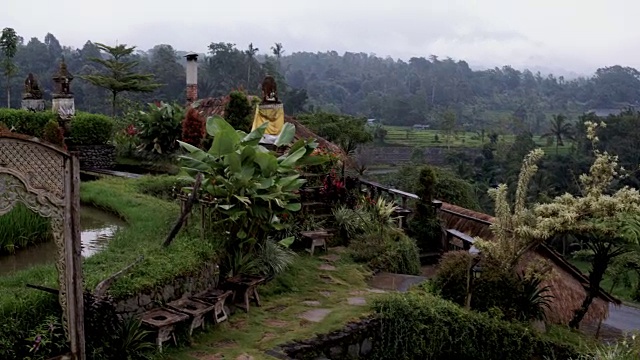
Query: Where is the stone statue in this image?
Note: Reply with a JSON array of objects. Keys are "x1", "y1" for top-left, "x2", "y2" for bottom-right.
[
  {"x1": 261, "y1": 75, "x2": 280, "y2": 104},
  {"x1": 23, "y1": 73, "x2": 43, "y2": 100},
  {"x1": 52, "y1": 60, "x2": 74, "y2": 97}
]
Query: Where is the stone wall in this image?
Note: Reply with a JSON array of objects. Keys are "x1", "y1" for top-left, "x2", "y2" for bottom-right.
[
  {"x1": 70, "y1": 144, "x2": 116, "y2": 170},
  {"x1": 363, "y1": 146, "x2": 479, "y2": 166},
  {"x1": 267, "y1": 318, "x2": 378, "y2": 360},
  {"x1": 113, "y1": 262, "x2": 220, "y2": 317}
]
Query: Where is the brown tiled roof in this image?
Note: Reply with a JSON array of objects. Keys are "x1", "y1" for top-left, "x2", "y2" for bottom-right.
[{"x1": 193, "y1": 96, "x2": 344, "y2": 155}]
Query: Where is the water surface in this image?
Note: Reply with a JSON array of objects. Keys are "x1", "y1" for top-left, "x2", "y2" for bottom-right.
[{"x1": 0, "y1": 206, "x2": 126, "y2": 276}]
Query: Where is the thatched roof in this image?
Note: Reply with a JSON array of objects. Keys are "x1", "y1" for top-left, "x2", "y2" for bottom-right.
[
  {"x1": 438, "y1": 202, "x2": 619, "y2": 325},
  {"x1": 193, "y1": 96, "x2": 344, "y2": 155}
]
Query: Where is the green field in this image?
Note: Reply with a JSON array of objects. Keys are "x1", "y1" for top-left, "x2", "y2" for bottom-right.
[{"x1": 383, "y1": 126, "x2": 573, "y2": 155}]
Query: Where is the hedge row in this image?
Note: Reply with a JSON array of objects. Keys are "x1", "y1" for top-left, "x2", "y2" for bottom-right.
[
  {"x1": 0, "y1": 109, "x2": 114, "y2": 145},
  {"x1": 371, "y1": 292, "x2": 582, "y2": 360}
]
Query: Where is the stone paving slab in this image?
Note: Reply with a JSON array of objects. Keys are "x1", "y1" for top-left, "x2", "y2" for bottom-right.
[
  {"x1": 298, "y1": 308, "x2": 332, "y2": 323},
  {"x1": 302, "y1": 300, "x2": 321, "y2": 306},
  {"x1": 347, "y1": 297, "x2": 367, "y2": 306},
  {"x1": 318, "y1": 264, "x2": 337, "y2": 271},
  {"x1": 368, "y1": 272, "x2": 429, "y2": 292}
]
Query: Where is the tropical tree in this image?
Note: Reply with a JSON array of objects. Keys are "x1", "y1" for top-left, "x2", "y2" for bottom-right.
[
  {"x1": 0, "y1": 27, "x2": 19, "y2": 107},
  {"x1": 534, "y1": 121, "x2": 640, "y2": 329},
  {"x1": 81, "y1": 42, "x2": 161, "y2": 116},
  {"x1": 541, "y1": 114, "x2": 574, "y2": 154},
  {"x1": 271, "y1": 42, "x2": 284, "y2": 72},
  {"x1": 245, "y1": 43, "x2": 259, "y2": 87},
  {"x1": 178, "y1": 116, "x2": 327, "y2": 277}
]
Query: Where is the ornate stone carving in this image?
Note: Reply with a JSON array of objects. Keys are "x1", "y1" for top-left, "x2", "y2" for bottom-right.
[
  {"x1": 0, "y1": 171, "x2": 67, "y2": 333},
  {"x1": 52, "y1": 60, "x2": 74, "y2": 98},
  {"x1": 23, "y1": 73, "x2": 44, "y2": 100},
  {"x1": 261, "y1": 75, "x2": 280, "y2": 104}
]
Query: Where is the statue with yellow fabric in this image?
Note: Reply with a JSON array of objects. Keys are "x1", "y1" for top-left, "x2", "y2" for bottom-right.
[{"x1": 252, "y1": 75, "x2": 286, "y2": 144}]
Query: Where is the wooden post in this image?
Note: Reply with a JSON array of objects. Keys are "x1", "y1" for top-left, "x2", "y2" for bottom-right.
[{"x1": 65, "y1": 155, "x2": 86, "y2": 360}]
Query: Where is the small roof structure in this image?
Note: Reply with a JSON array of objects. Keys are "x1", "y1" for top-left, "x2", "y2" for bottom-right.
[{"x1": 438, "y1": 201, "x2": 618, "y2": 325}]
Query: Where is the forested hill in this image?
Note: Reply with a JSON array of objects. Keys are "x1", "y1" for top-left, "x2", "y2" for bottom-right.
[{"x1": 1, "y1": 31, "x2": 639, "y2": 131}]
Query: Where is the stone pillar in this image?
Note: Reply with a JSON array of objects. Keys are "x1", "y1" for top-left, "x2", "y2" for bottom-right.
[
  {"x1": 22, "y1": 99, "x2": 46, "y2": 111},
  {"x1": 185, "y1": 53, "x2": 198, "y2": 103},
  {"x1": 52, "y1": 60, "x2": 76, "y2": 135},
  {"x1": 22, "y1": 73, "x2": 46, "y2": 111}
]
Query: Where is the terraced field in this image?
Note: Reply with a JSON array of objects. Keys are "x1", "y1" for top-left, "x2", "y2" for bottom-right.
[{"x1": 383, "y1": 126, "x2": 573, "y2": 155}]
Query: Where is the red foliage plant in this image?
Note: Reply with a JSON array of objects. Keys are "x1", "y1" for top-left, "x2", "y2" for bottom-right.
[{"x1": 182, "y1": 107, "x2": 205, "y2": 147}]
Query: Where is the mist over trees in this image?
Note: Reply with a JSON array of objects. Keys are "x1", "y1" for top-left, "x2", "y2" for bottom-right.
[{"x1": 1, "y1": 29, "x2": 639, "y2": 132}]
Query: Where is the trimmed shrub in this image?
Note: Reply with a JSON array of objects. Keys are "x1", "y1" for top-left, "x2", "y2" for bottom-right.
[
  {"x1": 42, "y1": 119, "x2": 65, "y2": 148},
  {"x1": 433, "y1": 251, "x2": 553, "y2": 322},
  {"x1": 69, "y1": 113, "x2": 114, "y2": 145},
  {"x1": 0, "y1": 109, "x2": 56, "y2": 137},
  {"x1": 349, "y1": 230, "x2": 421, "y2": 275},
  {"x1": 225, "y1": 90, "x2": 253, "y2": 132},
  {"x1": 181, "y1": 107, "x2": 205, "y2": 147},
  {"x1": 371, "y1": 292, "x2": 581, "y2": 360}
]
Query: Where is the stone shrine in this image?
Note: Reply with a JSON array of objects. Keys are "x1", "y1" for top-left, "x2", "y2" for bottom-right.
[
  {"x1": 52, "y1": 60, "x2": 75, "y2": 121},
  {"x1": 251, "y1": 75, "x2": 286, "y2": 145},
  {"x1": 21, "y1": 73, "x2": 46, "y2": 111}
]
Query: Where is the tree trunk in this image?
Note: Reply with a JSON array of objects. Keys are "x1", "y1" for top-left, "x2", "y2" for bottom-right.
[
  {"x1": 6, "y1": 77, "x2": 10, "y2": 108},
  {"x1": 111, "y1": 91, "x2": 117, "y2": 117},
  {"x1": 569, "y1": 254, "x2": 608, "y2": 329},
  {"x1": 247, "y1": 63, "x2": 251, "y2": 87}
]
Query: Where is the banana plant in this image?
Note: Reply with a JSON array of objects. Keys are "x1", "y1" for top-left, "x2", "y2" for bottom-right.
[{"x1": 178, "y1": 115, "x2": 327, "y2": 276}]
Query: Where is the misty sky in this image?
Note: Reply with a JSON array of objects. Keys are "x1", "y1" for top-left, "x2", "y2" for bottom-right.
[{"x1": 2, "y1": 0, "x2": 638, "y2": 75}]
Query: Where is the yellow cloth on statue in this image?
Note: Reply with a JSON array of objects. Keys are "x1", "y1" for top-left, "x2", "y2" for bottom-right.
[{"x1": 251, "y1": 103, "x2": 285, "y2": 135}]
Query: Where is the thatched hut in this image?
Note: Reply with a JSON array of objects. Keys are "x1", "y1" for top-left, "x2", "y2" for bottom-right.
[{"x1": 438, "y1": 202, "x2": 619, "y2": 325}]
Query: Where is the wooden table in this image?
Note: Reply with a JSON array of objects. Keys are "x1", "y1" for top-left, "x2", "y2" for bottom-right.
[
  {"x1": 223, "y1": 275, "x2": 266, "y2": 313},
  {"x1": 140, "y1": 307, "x2": 189, "y2": 352},
  {"x1": 167, "y1": 298, "x2": 216, "y2": 336},
  {"x1": 301, "y1": 230, "x2": 331, "y2": 255},
  {"x1": 192, "y1": 289, "x2": 233, "y2": 324}
]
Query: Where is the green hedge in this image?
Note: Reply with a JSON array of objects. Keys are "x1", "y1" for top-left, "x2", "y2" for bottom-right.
[
  {"x1": 371, "y1": 292, "x2": 582, "y2": 360},
  {"x1": 69, "y1": 113, "x2": 114, "y2": 145},
  {"x1": 0, "y1": 109, "x2": 56, "y2": 137}
]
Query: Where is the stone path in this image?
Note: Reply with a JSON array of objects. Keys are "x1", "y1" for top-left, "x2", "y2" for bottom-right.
[
  {"x1": 347, "y1": 297, "x2": 367, "y2": 306},
  {"x1": 318, "y1": 264, "x2": 337, "y2": 271},
  {"x1": 299, "y1": 308, "x2": 332, "y2": 323},
  {"x1": 368, "y1": 272, "x2": 429, "y2": 292}
]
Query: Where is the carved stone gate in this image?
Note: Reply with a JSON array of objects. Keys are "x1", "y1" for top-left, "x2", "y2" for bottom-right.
[{"x1": 0, "y1": 133, "x2": 85, "y2": 359}]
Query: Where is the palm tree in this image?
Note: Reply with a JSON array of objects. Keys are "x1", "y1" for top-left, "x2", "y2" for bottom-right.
[
  {"x1": 542, "y1": 114, "x2": 574, "y2": 154},
  {"x1": 245, "y1": 43, "x2": 259, "y2": 88},
  {"x1": 271, "y1": 43, "x2": 284, "y2": 73}
]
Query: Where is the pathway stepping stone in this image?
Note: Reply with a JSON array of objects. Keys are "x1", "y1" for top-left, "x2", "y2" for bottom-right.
[
  {"x1": 320, "y1": 254, "x2": 341, "y2": 262},
  {"x1": 299, "y1": 308, "x2": 332, "y2": 323},
  {"x1": 349, "y1": 290, "x2": 367, "y2": 296},
  {"x1": 319, "y1": 291, "x2": 333, "y2": 297},
  {"x1": 318, "y1": 264, "x2": 336, "y2": 271},
  {"x1": 236, "y1": 354, "x2": 254, "y2": 360},
  {"x1": 191, "y1": 353, "x2": 225, "y2": 360},
  {"x1": 347, "y1": 297, "x2": 367, "y2": 306},
  {"x1": 302, "y1": 300, "x2": 321, "y2": 306}
]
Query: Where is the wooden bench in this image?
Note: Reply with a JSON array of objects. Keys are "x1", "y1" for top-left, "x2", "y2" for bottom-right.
[
  {"x1": 446, "y1": 229, "x2": 475, "y2": 251},
  {"x1": 301, "y1": 229, "x2": 333, "y2": 255}
]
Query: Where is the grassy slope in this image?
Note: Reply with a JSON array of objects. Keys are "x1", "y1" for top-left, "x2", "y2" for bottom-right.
[
  {"x1": 383, "y1": 126, "x2": 573, "y2": 155},
  {"x1": 152, "y1": 253, "x2": 381, "y2": 360},
  {"x1": 0, "y1": 177, "x2": 216, "y2": 356}
]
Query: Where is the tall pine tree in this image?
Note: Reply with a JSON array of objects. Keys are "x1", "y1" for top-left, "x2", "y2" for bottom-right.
[{"x1": 81, "y1": 42, "x2": 160, "y2": 116}]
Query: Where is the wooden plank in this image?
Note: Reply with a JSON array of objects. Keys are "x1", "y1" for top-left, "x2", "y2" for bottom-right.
[
  {"x1": 388, "y1": 188, "x2": 419, "y2": 200},
  {"x1": 66, "y1": 155, "x2": 86, "y2": 360},
  {"x1": 446, "y1": 229, "x2": 475, "y2": 245}
]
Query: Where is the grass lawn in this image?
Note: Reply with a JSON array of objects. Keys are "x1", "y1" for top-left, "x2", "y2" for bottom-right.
[
  {"x1": 383, "y1": 126, "x2": 573, "y2": 155},
  {"x1": 570, "y1": 260, "x2": 639, "y2": 304},
  {"x1": 151, "y1": 251, "x2": 384, "y2": 360}
]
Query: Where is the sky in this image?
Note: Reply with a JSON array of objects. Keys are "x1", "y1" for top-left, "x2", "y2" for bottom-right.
[{"x1": 2, "y1": 0, "x2": 638, "y2": 76}]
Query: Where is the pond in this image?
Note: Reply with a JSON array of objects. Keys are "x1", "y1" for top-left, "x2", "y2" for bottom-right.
[{"x1": 0, "y1": 206, "x2": 126, "y2": 276}]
